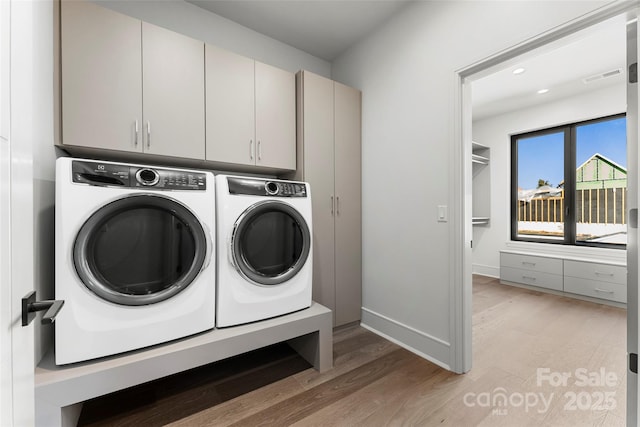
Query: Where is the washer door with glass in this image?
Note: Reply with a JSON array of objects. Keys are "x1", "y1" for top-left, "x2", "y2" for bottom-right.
[
  {"x1": 73, "y1": 194, "x2": 208, "y2": 306},
  {"x1": 231, "y1": 200, "x2": 311, "y2": 286}
]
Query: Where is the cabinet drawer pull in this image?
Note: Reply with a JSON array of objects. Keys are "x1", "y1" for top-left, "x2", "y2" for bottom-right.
[
  {"x1": 331, "y1": 196, "x2": 334, "y2": 215},
  {"x1": 594, "y1": 271, "x2": 615, "y2": 277},
  {"x1": 595, "y1": 288, "x2": 615, "y2": 294},
  {"x1": 258, "y1": 140, "x2": 262, "y2": 161},
  {"x1": 522, "y1": 261, "x2": 536, "y2": 267},
  {"x1": 250, "y1": 140, "x2": 254, "y2": 160},
  {"x1": 336, "y1": 196, "x2": 340, "y2": 215},
  {"x1": 522, "y1": 275, "x2": 537, "y2": 281},
  {"x1": 134, "y1": 120, "x2": 139, "y2": 147},
  {"x1": 146, "y1": 121, "x2": 151, "y2": 149}
]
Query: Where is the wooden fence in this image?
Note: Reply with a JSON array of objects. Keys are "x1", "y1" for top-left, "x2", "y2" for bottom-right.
[{"x1": 518, "y1": 188, "x2": 627, "y2": 224}]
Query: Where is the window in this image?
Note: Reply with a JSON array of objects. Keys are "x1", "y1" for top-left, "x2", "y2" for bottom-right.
[{"x1": 511, "y1": 114, "x2": 627, "y2": 248}]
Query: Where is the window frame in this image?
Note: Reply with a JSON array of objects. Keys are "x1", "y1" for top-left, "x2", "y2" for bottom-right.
[{"x1": 510, "y1": 113, "x2": 627, "y2": 249}]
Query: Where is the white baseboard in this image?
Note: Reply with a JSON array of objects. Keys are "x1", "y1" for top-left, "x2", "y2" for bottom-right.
[
  {"x1": 360, "y1": 308, "x2": 451, "y2": 371},
  {"x1": 472, "y1": 263, "x2": 499, "y2": 278}
]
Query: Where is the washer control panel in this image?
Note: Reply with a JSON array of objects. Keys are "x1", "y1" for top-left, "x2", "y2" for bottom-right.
[
  {"x1": 227, "y1": 177, "x2": 307, "y2": 197},
  {"x1": 71, "y1": 160, "x2": 207, "y2": 190}
]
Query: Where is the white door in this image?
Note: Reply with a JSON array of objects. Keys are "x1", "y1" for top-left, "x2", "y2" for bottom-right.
[
  {"x1": 627, "y1": 9, "x2": 640, "y2": 426},
  {"x1": 0, "y1": 0, "x2": 39, "y2": 425},
  {"x1": 0, "y1": 2, "x2": 12, "y2": 424}
]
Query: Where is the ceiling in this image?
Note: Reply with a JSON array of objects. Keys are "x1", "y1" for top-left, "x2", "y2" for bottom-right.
[
  {"x1": 186, "y1": 1, "x2": 626, "y2": 120},
  {"x1": 472, "y1": 14, "x2": 627, "y2": 120},
  {"x1": 187, "y1": 0, "x2": 411, "y2": 61}
]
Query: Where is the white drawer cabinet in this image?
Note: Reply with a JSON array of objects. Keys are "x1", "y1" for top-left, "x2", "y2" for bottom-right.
[
  {"x1": 500, "y1": 252, "x2": 563, "y2": 291},
  {"x1": 564, "y1": 277, "x2": 626, "y2": 303},
  {"x1": 501, "y1": 252, "x2": 563, "y2": 275},
  {"x1": 500, "y1": 266, "x2": 563, "y2": 291},
  {"x1": 499, "y1": 251, "x2": 627, "y2": 304},
  {"x1": 563, "y1": 260, "x2": 626, "y2": 285},
  {"x1": 564, "y1": 260, "x2": 626, "y2": 303}
]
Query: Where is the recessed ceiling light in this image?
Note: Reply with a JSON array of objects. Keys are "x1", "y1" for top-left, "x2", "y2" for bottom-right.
[
  {"x1": 512, "y1": 68, "x2": 525, "y2": 75},
  {"x1": 537, "y1": 88, "x2": 549, "y2": 94}
]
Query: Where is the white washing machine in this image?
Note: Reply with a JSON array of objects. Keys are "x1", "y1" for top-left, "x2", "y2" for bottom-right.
[
  {"x1": 55, "y1": 157, "x2": 216, "y2": 365},
  {"x1": 215, "y1": 175, "x2": 312, "y2": 327}
]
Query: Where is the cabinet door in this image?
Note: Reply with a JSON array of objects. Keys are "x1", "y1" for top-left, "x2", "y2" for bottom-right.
[
  {"x1": 61, "y1": 1, "x2": 142, "y2": 152},
  {"x1": 142, "y1": 23, "x2": 204, "y2": 159},
  {"x1": 299, "y1": 71, "x2": 336, "y2": 315},
  {"x1": 205, "y1": 44, "x2": 255, "y2": 166},
  {"x1": 255, "y1": 61, "x2": 295, "y2": 170},
  {"x1": 334, "y1": 82, "x2": 362, "y2": 326}
]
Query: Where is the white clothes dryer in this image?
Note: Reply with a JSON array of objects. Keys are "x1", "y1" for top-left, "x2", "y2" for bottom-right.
[
  {"x1": 215, "y1": 175, "x2": 312, "y2": 327},
  {"x1": 55, "y1": 158, "x2": 216, "y2": 365}
]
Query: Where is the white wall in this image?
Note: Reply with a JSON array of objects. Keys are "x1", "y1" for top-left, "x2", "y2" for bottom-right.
[
  {"x1": 92, "y1": 0, "x2": 331, "y2": 77},
  {"x1": 472, "y1": 84, "x2": 627, "y2": 278},
  {"x1": 331, "y1": 0, "x2": 614, "y2": 369}
]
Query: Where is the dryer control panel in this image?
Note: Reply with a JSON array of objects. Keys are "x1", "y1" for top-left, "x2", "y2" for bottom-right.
[
  {"x1": 227, "y1": 177, "x2": 307, "y2": 198},
  {"x1": 71, "y1": 160, "x2": 207, "y2": 190}
]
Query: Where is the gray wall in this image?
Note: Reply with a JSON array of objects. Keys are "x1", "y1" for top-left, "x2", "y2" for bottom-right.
[{"x1": 331, "y1": 0, "x2": 613, "y2": 369}]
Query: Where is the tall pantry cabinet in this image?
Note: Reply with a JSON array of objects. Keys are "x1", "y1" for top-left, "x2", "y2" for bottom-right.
[{"x1": 295, "y1": 70, "x2": 362, "y2": 327}]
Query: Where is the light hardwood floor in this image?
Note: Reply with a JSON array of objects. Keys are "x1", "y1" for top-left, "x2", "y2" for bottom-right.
[{"x1": 78, "y1": 276, "x2": 627, "y2": 426}]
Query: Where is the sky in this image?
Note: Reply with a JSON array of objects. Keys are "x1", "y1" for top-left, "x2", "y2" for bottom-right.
[{"x1": 517, "y1": 116, "x2": 626, "y2": 190}]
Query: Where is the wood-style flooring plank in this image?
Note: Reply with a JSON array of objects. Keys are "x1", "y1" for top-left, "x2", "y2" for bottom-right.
[
  {"x1": 293, "y1": 326, "x2": 399, "y2": 390},
  {"x1": 289, "y1": 353, "x2": 445, "y2": 426},
  {"x1": 77, "y1": 275, "x2": 627, "y2": 426},
  {"x1": 225, "y1": 348, "x2": 417, "y2": 426}
]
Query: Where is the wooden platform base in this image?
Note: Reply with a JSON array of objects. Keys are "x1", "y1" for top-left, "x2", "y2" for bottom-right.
[{"x1": 35, "y1": 303, "x2": 332, "y2": 427}]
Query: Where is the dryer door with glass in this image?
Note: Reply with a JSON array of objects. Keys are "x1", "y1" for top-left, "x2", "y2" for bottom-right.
[
  {"x1": 231, "y1": 200, "x2": 311, "y2": 286},
  {"x1": 74, "y1": 193, "x2": 208, "y2": 305}
]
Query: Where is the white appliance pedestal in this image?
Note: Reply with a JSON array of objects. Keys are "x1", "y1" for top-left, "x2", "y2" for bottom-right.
[{"x1": 35, "y1": 303, "x2": 333, "y2": 427}]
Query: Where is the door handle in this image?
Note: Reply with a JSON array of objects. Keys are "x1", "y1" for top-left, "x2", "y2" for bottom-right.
[{"x1": 21, "y1": 291, "x2": 65, "y2": 326}]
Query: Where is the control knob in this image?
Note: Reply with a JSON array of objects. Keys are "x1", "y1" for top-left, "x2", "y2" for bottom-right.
[{"x1": 136, "y1": 168, "x2": 160, "y2": 186}]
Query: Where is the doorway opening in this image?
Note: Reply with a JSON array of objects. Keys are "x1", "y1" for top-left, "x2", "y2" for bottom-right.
[{"x1": 456, "y1": 4, "x2": 638, "y2": 425}]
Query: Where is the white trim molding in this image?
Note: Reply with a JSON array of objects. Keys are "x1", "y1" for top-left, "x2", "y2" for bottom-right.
[
  {"x1": 472, "y1": 263, "x2": 500, "y2": 278},
  {"x1": 361, "y1": 308, "x2": 451, "y2": 371}
]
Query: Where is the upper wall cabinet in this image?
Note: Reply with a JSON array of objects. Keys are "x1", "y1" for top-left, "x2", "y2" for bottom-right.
[
  {"x1": 205, "y1": 44, "x2": 296, "y2": 170},
  {"x1": 61, "y1": 1, "x2": 205, "y2": 159}
]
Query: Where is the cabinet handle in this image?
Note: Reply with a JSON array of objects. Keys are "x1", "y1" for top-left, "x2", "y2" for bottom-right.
[
  {"x1": 522, "y1": 261, "x2": 536, "y2": 267},
  {"x1": 522, "y1": 275, "x2": 537, "y2": 281},
  {"x1": 134, "y1": 120, "x2": 139, "y2": 147},
  {"x1": 250, "y1": 140, "x2": 254, "y2": 160},
  {"x1": 594, "y1": 271, "x2": 615, "y2": 277},
  {"x1": 146, "y1": 121, "x2": 151, "y2": 149},
  {"x1": 595, "y1": 288, "x2": 615, "y2": 294},
  {"x1": 336, "y1": 196, "x2": 340, "y2": 215},
  {"x1": 258, "y1": 140, "x2": 262, "y2": 161},
  {"x1": 331, "y1": 196, "x2": 334, "y2": 215}
]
